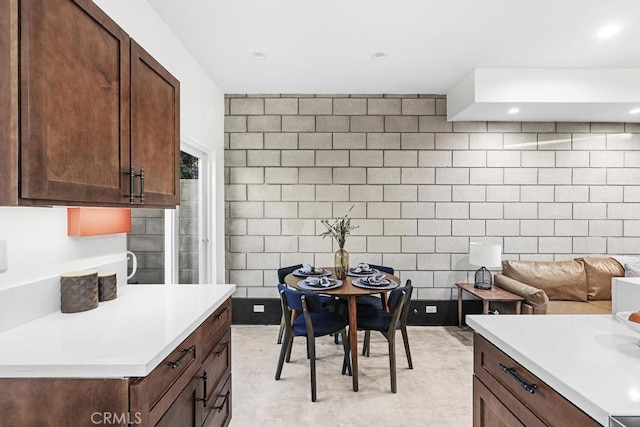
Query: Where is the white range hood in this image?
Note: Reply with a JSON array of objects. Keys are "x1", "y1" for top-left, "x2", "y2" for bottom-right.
[{"x1": 447, "y1": 68, "x2": 640, "y2": 123}]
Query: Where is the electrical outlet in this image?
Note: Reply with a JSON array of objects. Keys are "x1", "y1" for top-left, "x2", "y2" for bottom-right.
[
  {"x1": 253, "y1": 304, "x2": 265, "y2": 313},
  {"x1": 426, "y1": 306, "x2": 437, "y2": 314}
]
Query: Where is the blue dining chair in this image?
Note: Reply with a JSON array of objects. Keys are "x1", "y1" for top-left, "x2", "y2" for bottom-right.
[
  {"x1": 275, "y1": 284, "x2": 351, "y2": 402},
  {"x1": 276, "y1": 264, "x2": 334, "y2": 344},
  {"x1": 355, "y1": 264, "x2": 395, "y2": 309},
  {"x1": 357, "y1": 280, "x2": 413, "y2": 393}
]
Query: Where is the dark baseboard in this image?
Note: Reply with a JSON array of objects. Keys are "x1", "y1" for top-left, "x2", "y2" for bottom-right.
[{"x1": 231, "y1": 298, "x2": 484, "y2": 327}]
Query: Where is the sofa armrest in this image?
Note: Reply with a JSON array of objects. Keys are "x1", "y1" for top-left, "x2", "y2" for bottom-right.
[{"x1": 494, "y1": 274, "x2": 549, "y2": 314}]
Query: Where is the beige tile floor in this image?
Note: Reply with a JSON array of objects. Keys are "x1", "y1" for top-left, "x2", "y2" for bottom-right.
[{"x1": 230, "y1": 325, "x2": 473, "y2": 427}]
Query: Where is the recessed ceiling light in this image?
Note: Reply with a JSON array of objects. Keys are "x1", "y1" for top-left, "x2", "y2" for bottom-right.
[
  {"x1": 630, "y1": 108, "x2": 640, "y2": 115},
  {"x1": 508, "y1": 107, "x2": 520, "y2": 114},
  {"x1": 252, "y1": 52, "x2": 267, "y2": 60},
  {"x1": 372, "y1": 52, "x2": 387, "y2": 60},
  {"x1": 597, "y1": 24, "x2": 621, "y2": 39}
]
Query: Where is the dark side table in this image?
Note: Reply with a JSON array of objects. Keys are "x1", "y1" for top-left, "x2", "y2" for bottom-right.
[{"x1": 456, "y1": 282, "x2": 525, "y2": 328}]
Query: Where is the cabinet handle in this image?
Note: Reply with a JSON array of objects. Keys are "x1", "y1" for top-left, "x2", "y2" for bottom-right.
[
  {"x1": 216, "y1": 306, "x2": 230, "y2": 319},
  {"x1": 196, "y1": 371, "x2": 208, "y2": 407},
  {"x1": 167, "y1": 345, "x2": 195, "y2": 369},
  {"x1": 124, "y1": 167, "x2": 137, "y2": 204},
  {"x1": 213, "y1": 391, "x2": 230, "y2": 412},
  {"x1": 215, "y1": 341, "x2": 229, "y2": 357},
  {"x1": 499, "y1": 363, "x2": 537, "y2": 394},
  {"x1": 124, "y1": 167, "x2": 145, "y2": 204},
  {"x1": 139, "y1": 168, "x2": 145, "y2": 205}
]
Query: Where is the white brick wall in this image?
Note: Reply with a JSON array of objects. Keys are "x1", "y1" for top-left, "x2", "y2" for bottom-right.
[{"x1": 225, "y1": 94, "x2": 640, "y2": 299}]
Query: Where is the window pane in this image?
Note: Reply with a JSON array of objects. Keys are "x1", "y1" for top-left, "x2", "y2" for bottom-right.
[
  {"x1": 127, "y1": 208, "x2": 165, "y2": 284},
  {"x1": 179, "y1": 152, "x2": 199, "y2": 283}
]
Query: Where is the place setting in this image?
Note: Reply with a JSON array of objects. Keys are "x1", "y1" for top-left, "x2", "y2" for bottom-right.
[
  {"x1": 352, "y1": 273, "x2": 398, "y2": 290},
  {"x1": 297, "y1": 276, "x2": 343, "y2": 291},
  {"x1": 347, "y1": 262, "x2": 379, "y2": 277},
  {"x1": 292, "y1": 263, "x2": 332, "y2": 278}
]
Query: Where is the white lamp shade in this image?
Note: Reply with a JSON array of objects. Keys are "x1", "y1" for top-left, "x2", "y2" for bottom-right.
[{"x1": 469, "y1": 242, "x2": 502, "y2": 268}]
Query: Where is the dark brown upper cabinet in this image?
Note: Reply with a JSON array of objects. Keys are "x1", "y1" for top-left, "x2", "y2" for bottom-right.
[
  {"x1": 0, "y1": 0, "x2": 180, "y2": 207},
  {"x1": 130, "y1": 40, "x2": 180, "y2": 207}
]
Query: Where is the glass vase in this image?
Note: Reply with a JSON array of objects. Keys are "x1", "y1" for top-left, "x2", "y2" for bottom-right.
[{"x1": 334, "y1": 248, "x2": 349, "y2": 279}]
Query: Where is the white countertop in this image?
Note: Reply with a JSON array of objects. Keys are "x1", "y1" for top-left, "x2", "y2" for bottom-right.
[
  {"x1": 0, "y1": 284, "x2": 235, "y2": 378},
  {"x1": 468, "y1": 314, "x2": 640, "y2": 426}
]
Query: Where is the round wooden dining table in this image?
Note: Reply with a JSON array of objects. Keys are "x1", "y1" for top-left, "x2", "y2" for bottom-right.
[{"x1": 284, "y1": 267, "x2": 400, "y2": 392}]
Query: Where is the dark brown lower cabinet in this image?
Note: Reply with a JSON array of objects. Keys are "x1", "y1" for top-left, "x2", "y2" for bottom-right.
[
  {"x1": 156, "y1": 373, "x2": 201, "y2": 427},
  {"x1": 0, "y1": 299, "x2": 232, "y2": 427},
  {"x1": 473, "y1": 334, "x2": 598, "y2": 427}
]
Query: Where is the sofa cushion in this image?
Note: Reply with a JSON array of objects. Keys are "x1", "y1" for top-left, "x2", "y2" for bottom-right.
[
  {"x1": 494, "y1": 274, "x2": 549, "y2": 311},
  {"x1": 546, "y1": 300, "x2": 610, "y2": 314},
  {"x1": 588, "y1": 300, "x2": 611, "y2": 312},
  {"x1": 576, "y1": 257, "x2": 623, "y2": 301},
  {"x1": 501, "y1": 259, "x2": 587, "y2": 301}
]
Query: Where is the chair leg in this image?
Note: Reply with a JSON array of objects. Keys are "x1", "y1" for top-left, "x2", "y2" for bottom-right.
[
  {"x1": 285, "y1": 333, "x2": 294, "y2": 363},
  {"x1": 340, "y1": 328, "x2": 352, "y2": 376},
  {"x1": 388, "y1": 334, "x2": 397, "y2": 393},
  {"x1": 308, "y1": 335, "x2": 317, "y2": 402},
  {"x1": 401, "y1": 326, "x2": 413, "y2": 369},
  {"x1": 362, "y1": 330, "x2": 371, "y2": 357},
  {"x1": 275, "y1": 330, "x2": 290, "y2": 380},
  {"x1": 277, "y1": 315, "x2": 285, "y2": 344}
]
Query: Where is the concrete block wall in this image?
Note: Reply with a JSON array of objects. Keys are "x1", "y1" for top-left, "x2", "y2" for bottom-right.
[{"x1": 224, "y1": 94, "x2": 640, "y2": 300}]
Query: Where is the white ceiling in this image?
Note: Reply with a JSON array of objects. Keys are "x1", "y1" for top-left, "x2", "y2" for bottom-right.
[{"x1": 147, "y1": 0, "x2": 640, "y2": 121}]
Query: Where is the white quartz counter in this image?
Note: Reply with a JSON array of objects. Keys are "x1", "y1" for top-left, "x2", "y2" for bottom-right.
[
  {"x1": 0, "y1": 284, "x2": 235, "y2": 378},
  {"x1": 468, "y1": 314, "x2": 640, "y2": 426}
]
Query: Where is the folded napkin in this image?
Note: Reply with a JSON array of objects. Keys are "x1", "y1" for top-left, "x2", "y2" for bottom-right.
[
  {"x1": 352, "y1": 262, "x2": 373, "y2": 273},
  {"x1": 305, "y1": 277, "x2": 331, "y2": 287},
  {"x1": 302, "y1": 263, "x2": 318, "y2": 274},
  {"x1": 364, "y1": 274, "x2": 389, "y2": 286}
]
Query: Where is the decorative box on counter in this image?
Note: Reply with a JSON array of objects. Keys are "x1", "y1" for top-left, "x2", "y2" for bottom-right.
[
  {"x1": 98, "y1": 272, "x2": 117, "y2": 302},
  {"x1": 60, "y1": 270, "x2": 98, "y2": 313}
]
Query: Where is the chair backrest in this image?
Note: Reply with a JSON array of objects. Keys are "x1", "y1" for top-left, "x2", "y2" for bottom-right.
[
  {"x1": 277, "y1": 264, "x2": 303, "y2": 284},
  {"x1": 385, "y1": 285, "x2": 407, "y2": 334},
  {"x1": 399, "y1": 280, "x2": 414, "y2": 326},
  {"x1": 388, "y1": 285, "x2": 405, "y2": 313},
  {"x1": 368, "y1": 264, "x2": 394, "y2": 275},
  {"x1": 278, "y1": 283, "x2": 323, "y2": 313}
]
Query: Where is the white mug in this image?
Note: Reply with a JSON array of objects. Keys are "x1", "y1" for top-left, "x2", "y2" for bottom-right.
[{"x1": 126, "y1": 250, "x2": 138, "y2": 280}]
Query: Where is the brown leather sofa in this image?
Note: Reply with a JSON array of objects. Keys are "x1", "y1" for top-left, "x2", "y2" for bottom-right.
[{"x1": 493, "y1": 257, "x2": 624, "y2": 314}]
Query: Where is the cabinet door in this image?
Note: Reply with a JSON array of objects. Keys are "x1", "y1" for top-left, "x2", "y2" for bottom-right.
[
  {"x1": 155, "y1": 374, "x2": 201, "y2": 427},
  {"x1": 0, "y1": 0, "x2": 18, "y2": 205},
  {"x1": 20, "y1": 0, "x2": 129, "y2": 204},
  {"x1": 130, "y1": 40, "x2": 180, "y2": 206},
  {"x1": 474, "y1": 376, "x2": 527, "y2": 427}
]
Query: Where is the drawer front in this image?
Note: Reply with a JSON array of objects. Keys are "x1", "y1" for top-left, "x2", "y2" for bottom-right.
[
  {"x1": 200, "y1": 299, "x2": 232, "y2": 359},
  {"x1": 202, "y1": 373, "x2": 232, "y2": 427},
  {"x1": 474, "y1": 334, "x2": 598, "y2": 427},
  {"x1": 202, "y1": 329, "x2": 232, "y2": 394},
  {"x1": 130, "y1": 330, "x2": 199, "y2": 425}
]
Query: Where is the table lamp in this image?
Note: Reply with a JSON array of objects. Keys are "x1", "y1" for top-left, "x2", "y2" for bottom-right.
[{"x1": 469, "y1": 242, "x2": 502, "y2": 290}]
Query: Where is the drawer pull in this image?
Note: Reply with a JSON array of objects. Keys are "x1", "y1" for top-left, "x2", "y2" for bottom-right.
[
  {"x1": 196, "y1": 371, "x2": 208, "y2": 407},
  {"x1": 213, "y1": 391, "x2": 230, "y2": 412},
  {"x1": 216, "y1": 306, "x2": 230, "y2": 319},
  {"x1": 167, "y1": 345, "x2": 195, "y2": 369},
  {"x1": 215, "y1": 341, "x2": 229, "y2": 357},
  {"x1": 499, "y1": 363, "x2": 537, "y2": 394}
]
